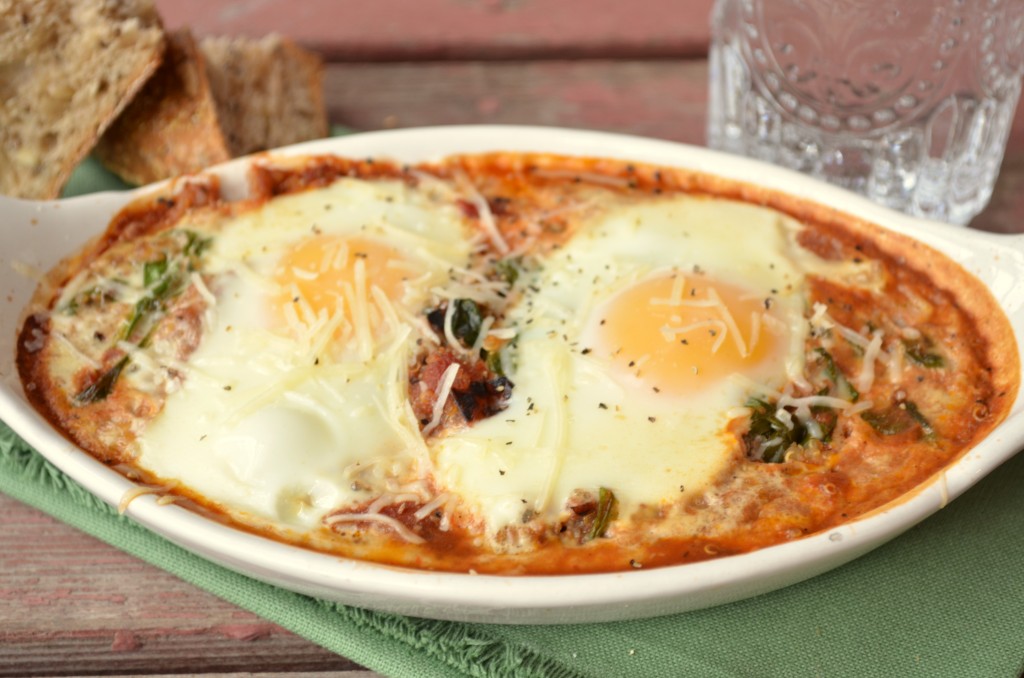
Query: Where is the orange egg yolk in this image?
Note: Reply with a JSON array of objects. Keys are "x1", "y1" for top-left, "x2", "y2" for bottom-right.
[
  {"x1": 593, "y1": 274, "x2": 784, "y2": 395},
  {"x1": 274, "y1": 235, "x2": 412, "y2": 326}
]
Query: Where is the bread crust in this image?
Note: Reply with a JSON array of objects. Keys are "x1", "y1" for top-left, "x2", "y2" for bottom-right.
[
  {"x1": 97, "y1": 32, "x2": 329, "y2": 184},
  {"x1": 95, "y1": 29, "x2": 232, "y2": 186}
]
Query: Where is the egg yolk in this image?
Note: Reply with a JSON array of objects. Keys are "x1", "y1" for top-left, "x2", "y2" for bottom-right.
[
  {"x1": 274, "y1": 234, "x2": 413, "y2": 326},
  {"x1": 593, "y1": 273, "x2": 784, "y2": 395}
]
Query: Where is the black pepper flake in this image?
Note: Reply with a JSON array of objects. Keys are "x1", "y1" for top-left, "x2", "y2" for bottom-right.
[
  {"x1": 598, "y1": 403, "x2": 608, "y2": 410},
  {"x1": 499, "y1": 469, "x2": 506, "y2": 475},
  {"x1": 680, "y1": 339, "x2": 689, "y2": 345},
  {"x1": 648, "y1": 416, "x2": 656, "y2": 423}
]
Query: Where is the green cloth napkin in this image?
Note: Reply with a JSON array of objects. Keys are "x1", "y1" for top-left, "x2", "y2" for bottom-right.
[{"x1": 0, "y1": 155, "x2": 1018, "y2": 678}]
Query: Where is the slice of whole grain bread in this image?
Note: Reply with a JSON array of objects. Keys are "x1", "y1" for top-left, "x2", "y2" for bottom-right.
[
  {"x1": 96, "y1": 32, "x2": 329, "y2": 185},
  {"x1": 0, "y1": 0, "x2": 165, "y2": 199},
  {"x1": 201, "y1": 34, "x2": 329, "y2": 157},
  {"x1": 95, "y1": 28, "x2": 232, "y2": 186}
]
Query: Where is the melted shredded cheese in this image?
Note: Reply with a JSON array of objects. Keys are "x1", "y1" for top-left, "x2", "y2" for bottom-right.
[
  {"x1": 650, "y1": 275, "x2": 686, "y2": 306},
  {"x1": 351, "y1": 257, "x2": 373, "y2": 361},
  {"x1": 324, "y1": 512, "x2": 425, "y2": 544},
  {"x1": 367, "y1": 492, "x2": 423, "y2": 514},
  {"x1": 534, "y1": 345, "x2": 570, "y2": 514},
  {"x1": 707, "y1": 287, "x2": 749, "y2": 358},
  {"x1": 413, "y1": 492, "x2": 451, "y2": 521},
  {"x1": 117, "y1": 482, "x2": 177, "y2": 514},
  {"x1": 748, "y1": 311, "x2": 762, "y2": 356},
  {"x1": 442, "y1": 301, "x2": 475, "y2": 358},
  {"x1": 856, "y1": 330, "x2": 885, "y2": 393},
  {"x1": 421, "y1": 362, "x2": 460, "y2": 436},
  {"x1": 660, "y1": 319, "x2": 728, "y2": 353},
  {"x1": 471, "y1": 315, "x2": 495, "y2": 354},
  {"x1": 53, "y1": 332, "x2": 101, "y2": 370},
  {"x1": 189, "y1": 272, "x2": 217, "y2": 306},
  {"x1": 454, "y1": 172, "x2": 510, "y2": 255}
]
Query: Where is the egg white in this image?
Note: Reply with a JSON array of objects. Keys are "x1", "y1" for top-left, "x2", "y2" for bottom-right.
[
  {"x1": 432, "y1": 194, "x2": 813, "y2": 537},
  {"x1": 134, "y1": 177, "x2": 471, "y2": 530}
]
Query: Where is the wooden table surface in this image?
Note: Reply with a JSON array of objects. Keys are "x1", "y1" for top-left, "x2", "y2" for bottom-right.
[{"x1": 4, "y1": 2, "x2": 1024, "y2": 676}]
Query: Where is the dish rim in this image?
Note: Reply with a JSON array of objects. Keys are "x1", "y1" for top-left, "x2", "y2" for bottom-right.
[{"x1": 2, "y1": 124, "x2": 1023, "y2": 624}]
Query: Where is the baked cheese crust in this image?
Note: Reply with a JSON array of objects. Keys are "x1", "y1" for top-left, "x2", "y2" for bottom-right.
[{"x1": 17, "y1": 153, "x2": 1019, "y2": 574}]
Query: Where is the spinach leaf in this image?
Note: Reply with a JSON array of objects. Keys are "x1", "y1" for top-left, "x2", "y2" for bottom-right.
[
  {"x1": 744, "y1": 397, "x2": 802, "y2": 463},
  {"x1": 451, "y1": 298, "x2": 483, "y2": 348},
  {"x1": 74, "y1": 355, "x2": 130, "y2": 404},
  {"x1": 815, "y1": 348, "x2": 859, "y2": 402},
  {"x1": 861, "y1": 400, "x2": 935, "y2": 439},
  {"x1": 903, "y1": 339, "x2": 945, "y2": 368},
  {"x1": 483, "y1": 347, "x2": 505, "y2": 376},
  {"x1": 494, "y1": 258, "x2": 521, "y2": 287},
  {"x1": 744, "y1": 395, "x2": 839, "y2": 462},
  {"x1": 588, "y1": 487, "x2": 617, "y2": 541},
  {"x1": 183, "y1": 230, "x2": 213, "y2": 258}
]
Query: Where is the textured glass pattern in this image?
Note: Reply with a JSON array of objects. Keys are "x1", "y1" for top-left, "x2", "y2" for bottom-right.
[{"x1": 708, "y1": 0, "x2": 1024, "y2": 224}]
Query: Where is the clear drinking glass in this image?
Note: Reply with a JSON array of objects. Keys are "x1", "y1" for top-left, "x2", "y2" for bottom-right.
[{"x1": 707, "y1": 0, "x2": 1024, "y2": 225}]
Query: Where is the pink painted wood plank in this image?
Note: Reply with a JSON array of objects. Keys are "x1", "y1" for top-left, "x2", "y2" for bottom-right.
[
  {"x1": 0, "y1": 494, "x2": 366, "y2": 676},
  {"x1": 320, "y1": 60, "x2": 1024, "y2": 233},
  {"x1": 154, "y1": 0, "x2": 715, "y2": 60}
]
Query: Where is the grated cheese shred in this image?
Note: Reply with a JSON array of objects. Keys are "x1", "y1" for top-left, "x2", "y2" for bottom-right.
[
  {"x1": 707, "y1": 287, "x2": 749, "y2": 358},
  {"x1": 421, "y1": 362, "x2": 460, "y2": 436},
  {"x1": 324, "y1": 512, "x2": 425, "y2": 544},
  {"x1": 454, "y1": 171, "x2": 510, "y2": 255},
  {"x1": 413, "y1": 492, "x2": 452, "y2": 521}
]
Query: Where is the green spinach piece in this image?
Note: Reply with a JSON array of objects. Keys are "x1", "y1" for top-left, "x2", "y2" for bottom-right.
[
  {"x1": 861, "y1": 400, "x2": 935, "y2": 439},
  {"x1": 588, "y1": 487, "x2": 617, "y2": 541},
  {"x1": 903, "y1": 339, "x2": 945, "y2": 368},
  {"x1": 744, "y1": 397, "x2": 802, "y2": 463},
  {"x1": 74, "y1": 355, "x2": 130, "y2": 404},
  {"x1": 493, "y1": 258, "x2": 521, "y2": 287},
  {"x1": 815, "y1": 348, "x2": 859, "y2": 402},
  {"x1": 450, "y1": 298, "x2": 483, "y2": 348}
]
